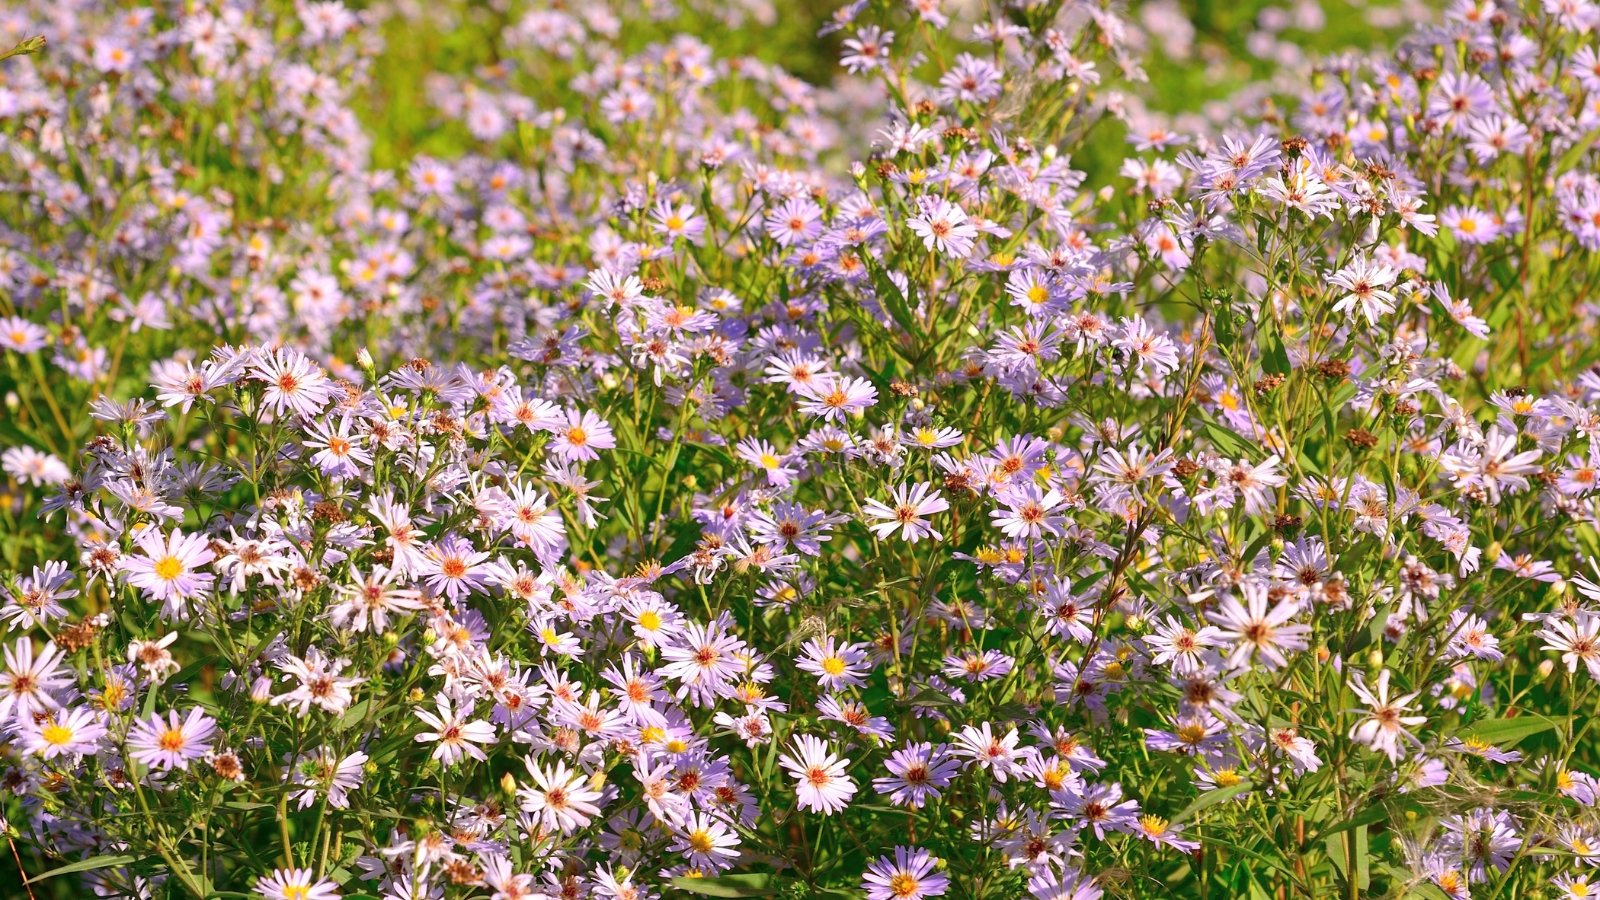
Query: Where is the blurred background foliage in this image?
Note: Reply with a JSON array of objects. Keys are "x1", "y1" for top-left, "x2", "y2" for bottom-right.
[{"x1": 357, "y1": 0, "x2": 1437, "y2": 181}]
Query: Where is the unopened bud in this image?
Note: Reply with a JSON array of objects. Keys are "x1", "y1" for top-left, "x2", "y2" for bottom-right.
[
  {"x1": 250, "y1": 675, "x2": 273, "y2": 703},
  {"x1": 1538, "y1": 659, "x2": 1556, "y2": 680},
  {"x1": 501, "y1": 772, "x2": 518, "y2": 796}
]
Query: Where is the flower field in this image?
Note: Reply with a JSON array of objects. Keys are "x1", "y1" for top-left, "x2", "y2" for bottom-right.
[{"x1": 4, "y1": 0, "x2": 1600, "y2": 897}]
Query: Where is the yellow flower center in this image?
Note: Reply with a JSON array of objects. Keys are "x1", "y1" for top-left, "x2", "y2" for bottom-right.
[
  {"x1": 40, "y1": 723, "x2": 75, "y2": 746},
  {"x1": 154, "y1": 556, "x2": 184, "y2": 581},
  {"x1": 158, "y1": 728, "x2": 186, "y2": 752}
]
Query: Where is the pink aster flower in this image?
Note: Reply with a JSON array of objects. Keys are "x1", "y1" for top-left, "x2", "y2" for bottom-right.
[
  {"x1": 794, "y1": 375, "x2": 878, "y2": 422},
  {"x1": 519, "y1": 758, "x2": 604, "y2": 834},
  {"x1": 252, "y1": 348, "x2": 337, "y2": 418},
  {"x1": 861, "y1": 482, "x2": 950, "y2": 543},
  {"x1": 795, "y1": 636, "x2": 871, "y2": 690},
  {"x1": 1208, "y1": 583, "x2": 1310, "y2": 671},
  {"x1": 255, "y1": 868, "x2": 340, "y2": 900},
  {"x1": 862, "y1": 846, "x2": 949, "y2": 900},
  {"x1": 1348, "y1": 669, "x2": 1427, "y2": 763},
  {"x1": 908, "y1": 197, "x2": 978, "y2": 257},
  {"x1": 413, "y1": 694, "x2": 497, "y2": 767},
  {"x1": 549, "y1": 408, "x2": 616, "y2": 463},
  {"x1": 23, "y1": 706, "x2": 107, "y2": 760},
  {"x1": 121, "y1": 528, "x2": 217, "y2": 614},
  {"x1": 0, "y1": 638, "x2": 70, "y2": 726},
  {"x1": 779, "y1": 734, "x2": 856, "y2": 815},
  {"x1": 127, "y1": 707, "x2": 218, "y2": 771},
  {"x1": 418, "y1": 534, "x2": 491, "y2": 601}
]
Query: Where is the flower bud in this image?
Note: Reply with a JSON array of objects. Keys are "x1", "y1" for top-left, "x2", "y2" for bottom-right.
[
  {"x1": 1538, "y1": 659, "x2": 1556, "y2": 680},
  {"x1": 250, "y1": 675, "x2": 273, "y2": 703}
]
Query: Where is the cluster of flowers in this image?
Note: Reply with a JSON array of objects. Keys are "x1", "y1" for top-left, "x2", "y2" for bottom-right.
[{"x1": 5, "y1": 0, "x2": 1600, "y2": 898}]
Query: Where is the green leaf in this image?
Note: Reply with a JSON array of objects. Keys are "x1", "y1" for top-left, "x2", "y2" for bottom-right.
[
  {"x1": 860, "y1": 252, "x2": 917, "y2": 337},
  {"x1": 1315, "y1": 796, "x2": 1414, "y2": 841},
  {"x1": 28, "y1": 853, "x2": 144, "y2": 881},
  {"x1": 1263, "y1": 329, "x2": 1291, "y2": 376},
  {"x1": 1202, "y1": 420, "x2": 1253, "y2": 458},
  {"x1": 908, "y1": 688, "x2": 961, "y2": 708},
  {"x1": 1456, "y1": 714, "x2": 1568, "y2": 747},
  {"x1": 335, "y1": 699, "x2": 371, "y2": 732},
  {"x1": 670, "y1": 873, "x2": 781, "y2": 897},
  {"x1": 1556, "y1": 129, "x2": 1600, "y2": 176},
  {"x1": 1171, "y1": 781, "x2": 1251, "y2": 823}
]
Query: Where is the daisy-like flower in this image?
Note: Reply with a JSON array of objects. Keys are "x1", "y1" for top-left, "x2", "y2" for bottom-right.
[
  {"x1": 1144, "y1": 616, "x2": 1225, "y2": 674},
  {"x1": 418, "y1": 534, "x2": 491, "y2": 601},
  {"x1": 779, "y1": 734, "x2": 857, "y2": 815},
  {"x1": 1208, "y1": 583, "x2": 1310, "y2": 670},
  {"x1": 735, "y1": 437, "x2": 796, "y2": 488},
  {"x1": 1026, "y1": 867, "x2": 1102, "y2": 900},
  {"x1": 128, "y1": 632, "x2": 181, "y2": 681},
  {"x1": 658, "y1": 617, "x2": 747, "y2": 704},
  {"x1": 1348, "y1": 669, "x2": 1427, "y2": 762},
  {"x1": 127, "y1": 707, "x2": 218, "y2": 771},
  {"x1": 990, "y1": 483, "x2": 1068, "y2": 540},
  {"x1": 1, "y1": 446, "x2": 69, "y2": 486},
  {"x1": 550, "y1": 408, "x2": 617, "y2": 463},
  {"x1": 908, "y1": 197, "x2": 978, "y2": 257},
  {"x1": 0, "y1": 638, "x2": 70, "y2": 726},
  {"x1": 795, "y1": 375, "x2": 878, "y2": 422},
  {"x1": 122, "y1": 528, "x2": 217, "y2": 612},
  {"x1": 1539, "y1": 612, "x2": 1600, "y2": 680},
  {"x1": 23, "y1": 707, "x2": 107, "y2": 760},
  {"x1": 1327, "y1": 255, "x2": 1399, "y2": 325},
  {"x1": 874, "y1": 742, "x2": 959, "y2": 809},
  {"x1": 328, "y1": 566, "x2": 423, "y2": 633},
  {"x1": 289, "y1": 748, "x2": 369, "y2": 810},
  {"x1": 413, "y1": 694, "x2": 496, "y2": 767},
  {"x1": 951, "y1": 722, "x2": 1027, "y2": 782},
  {"x1": 519, "y1": 758, "x2": 604, "y2": 834},
  {"x1": 253, "y1": 348, "x2": 337, "y2": 418},
  {"x1": 670, "y1": 811, "x2": 741, "y2": 871},
  {"x1": 0, "y1": 316, "x2": 48, "y2": 353},
  {"x1": 1136, "y1": 814, "x2": 1200, "y2": 851},
  {"x1": 1443, "y1": 807, "x2": 1521, "y2": 880},
  {"x1": 862, "y1": 846, "x2": 949, "y2": 900},
  {"x1": 271, "y1": 648, "x2": 366, "y2": 716},
  {"x1": 303, "y1": 415, "x2": 372, "y2": 479},
  {"x1": 1553, "y1": 873, "x2": 1598, "y2": 900},
  {"x1": 861, "y1": 482, "x2": 950, "y2": 543},
  {"x1": 1054, "y1": 781, "x2": 1140, "y2": 839},
  {"x1": 1200, "y1": 455, "x2": 1286, "y2": 516},
  {"x1": 255, "y1": 867, "x2": 341, "y2": 900},
  {"x1": 796, "y1": 636, "x2": 871, "y2": 690},
  {"x1": 586, "y1": 267, "x2": 647, "y2": 307}
]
